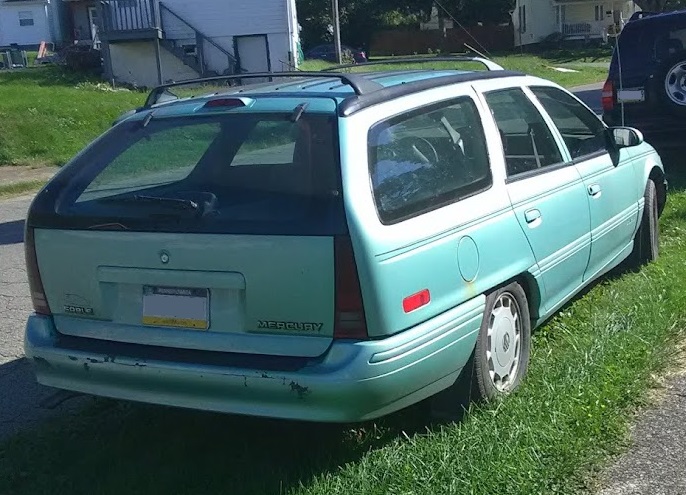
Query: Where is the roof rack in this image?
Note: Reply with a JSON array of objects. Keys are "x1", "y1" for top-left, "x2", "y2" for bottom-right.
[
  {"x1": 142, "y1": 71, "x2": 384, "y2": 108},
  {"x1": 321, "y1": 55, "x2": 505, "y2": 72}
]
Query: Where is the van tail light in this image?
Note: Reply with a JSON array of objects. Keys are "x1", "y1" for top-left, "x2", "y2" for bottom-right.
[
  {"x1": 24, "y1": 226, "x2": 51, "y2": 316},
  {"x1": 602, "y1": 79, "x2": 615, "y2": 112},
  {"x1": 334, "y1": 236, "x2": 368, "y2": 340}
]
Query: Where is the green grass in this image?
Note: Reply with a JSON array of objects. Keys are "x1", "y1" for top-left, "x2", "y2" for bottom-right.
[
  {"x1": 1, "y1": 169, "x2": 686, "y2": 494},
  {"x1": 0, "y1": 67, "x2": 143, "y2": 167},
  {"x1": 301, "y1": 47, "x2": 612, "y2": 88},
  {"x1": 0, "y1": 49, "x2": 608, "y2": 169}
]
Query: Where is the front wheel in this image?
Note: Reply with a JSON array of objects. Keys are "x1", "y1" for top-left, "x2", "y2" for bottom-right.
[{"x1": 472, "y1": 281, "x2": 532, "y2": 401}]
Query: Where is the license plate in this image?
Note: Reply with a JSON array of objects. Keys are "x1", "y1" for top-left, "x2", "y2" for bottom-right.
[
  {"x1": 617, "y1": 89, "x2": 645, "y2": 103},
  {"x1": 142, "y1": 286, "x2": 209, "y2": 330}
]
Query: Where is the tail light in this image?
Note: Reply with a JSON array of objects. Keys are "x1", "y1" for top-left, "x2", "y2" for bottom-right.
[
  {"x1": 24, "y1": 226, "x2": 51, "y2": 315},
  {"x1": 602, "y1": 79, "x2": 615, "y2": 112},
  {"x1": 334, "y1": 236, "x2": 368, "y2": 340}
]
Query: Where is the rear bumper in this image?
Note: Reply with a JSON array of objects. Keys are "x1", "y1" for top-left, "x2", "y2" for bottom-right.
[{"x1": 24, "y1": 297, "x2": 483, "y2": 423}]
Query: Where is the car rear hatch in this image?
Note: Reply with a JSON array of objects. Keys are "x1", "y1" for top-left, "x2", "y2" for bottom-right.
[{"x1": 26, "y1": 96, "x2": 363, "y2": 359}]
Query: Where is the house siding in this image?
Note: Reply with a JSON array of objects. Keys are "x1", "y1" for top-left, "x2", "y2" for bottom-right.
[
  {"x1": 110, "y1": 41, "x2": 198, "y2": 87},
  {"x1": 0, "y1": 1, "x2": 52, "y2": 47},
  {"x1": 159, "y1": 0, "x2": 296, "y2": 71},
  {"x1": 513, "y1": 0, "x2": 556, "y2": 46},
  {"x1": 513, "y1": 0, "x2": 639, "y2": 46},
  {"x1": 104, "y1": 0, "x2": 298, "y2": 86}
]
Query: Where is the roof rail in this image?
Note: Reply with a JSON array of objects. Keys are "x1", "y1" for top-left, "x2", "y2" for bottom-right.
[
  {"x1": 321, "y1": 55, "x2": 505, "y2": 72},
  {"x1": 142, "y1": 72, "x2": 384, "y2": 108}
]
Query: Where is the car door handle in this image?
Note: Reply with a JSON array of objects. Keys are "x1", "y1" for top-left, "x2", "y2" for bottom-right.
[
  {"x1": 524, "y1": 208, "x2": 542, "y2": 226},
  {"x1": 588, "y1": 184, "x2": 602, "y2": 197}
]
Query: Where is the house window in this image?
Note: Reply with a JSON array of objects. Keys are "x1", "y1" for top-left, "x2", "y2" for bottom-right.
[
  {"x1": 595, "y1": 5, "x2": 604, "y2": 21},
  {"x1": 18, "y1": 11, "x2": 34, "y2": 27}
]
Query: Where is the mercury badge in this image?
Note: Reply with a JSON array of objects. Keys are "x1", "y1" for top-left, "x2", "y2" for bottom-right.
[{"x1": 159, "y1": 250, "x2": 170, "y2": 264}]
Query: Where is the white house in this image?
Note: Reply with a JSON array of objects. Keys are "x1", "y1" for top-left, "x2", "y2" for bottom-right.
[
  {"x1": 512, "y1": 0, "x2": 640, "y2": 46},
  {"x1": 0, "y1": 0, "x2": 66, "y2": 48},
  {"x1": 92, "y1": 0, "x2": 300, "y2": 88}
]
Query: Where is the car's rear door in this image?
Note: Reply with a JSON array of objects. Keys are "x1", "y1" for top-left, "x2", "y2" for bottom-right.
[{"x1": 29, "y1": 99, "x2": 345, "y2": 358}]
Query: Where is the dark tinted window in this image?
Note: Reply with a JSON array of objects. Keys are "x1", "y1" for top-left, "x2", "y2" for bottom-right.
[
  {"x1": 53, "y1": 113, "x2": 346, "y2": 236},
  {"x1": 484, "y1": 88, "x2": 563, "y2": 177},
  {"x1": 368, "y1": 97, "x2": 492, "y2": 224},
  {"x1": 530, "y1": 86, "x2": 609, "y2": 160}
]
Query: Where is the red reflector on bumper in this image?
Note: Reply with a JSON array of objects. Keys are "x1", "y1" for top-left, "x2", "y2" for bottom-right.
[{"x1": 403, "y1": 289, "x2": 430, "y2": 313}]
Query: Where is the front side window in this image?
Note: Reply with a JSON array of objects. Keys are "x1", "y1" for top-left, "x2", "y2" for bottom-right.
[
  {"x1": 530, "y1": 86, "x2": 609, "y2": 160},
  {"x1": 484, "y1": 88, "x2": 563, "y2": 178},
  {"x1": 368, "y1": 97, "x2": 492, "y2": 224}
]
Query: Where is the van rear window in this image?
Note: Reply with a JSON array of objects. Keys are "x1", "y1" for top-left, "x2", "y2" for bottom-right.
[{"x1": 52, "y1": 113, "x2": 347, "y2": 236}]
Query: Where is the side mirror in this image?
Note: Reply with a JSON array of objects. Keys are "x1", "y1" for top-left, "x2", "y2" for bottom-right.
[{"x1": 611, "y1": 126, "x2": 644, "y2": 148}]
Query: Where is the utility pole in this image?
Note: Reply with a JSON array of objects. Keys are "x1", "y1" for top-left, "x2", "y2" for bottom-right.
[{"x1": 331, "y1": 0, "x2": 342, "y2": 64}]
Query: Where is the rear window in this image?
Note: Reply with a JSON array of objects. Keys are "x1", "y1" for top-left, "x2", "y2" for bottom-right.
[{"x1": 53, "y1": 112, "x2": 347, "y2": 235}]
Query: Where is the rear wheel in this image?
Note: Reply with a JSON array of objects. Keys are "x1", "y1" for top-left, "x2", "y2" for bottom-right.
[
  {"x1": 472, "y1": 282, "x2": 531, "y2": 402},
  {"x1": 628, "y1": 179, "x2": 659, "y2": 267}
]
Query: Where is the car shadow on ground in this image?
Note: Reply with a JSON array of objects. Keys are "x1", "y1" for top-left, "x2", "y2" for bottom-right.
[
  {"x1": 0, "y1": 219, "x2": 24, "y2": 246},
  {"x1": 0, "y1": 376, "x2": 466, "y2": 494},
  {"x1": 0, "y1": 357, "x2": 87, "y2": 443}
]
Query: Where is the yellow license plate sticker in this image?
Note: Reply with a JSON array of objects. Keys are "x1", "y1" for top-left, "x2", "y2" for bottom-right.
[{"x1": 142, "y1": 286, "x2": 209, "y2": 330}]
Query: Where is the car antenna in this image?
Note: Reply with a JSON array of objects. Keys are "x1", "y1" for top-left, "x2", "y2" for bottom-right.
[{"x1": 616, "y1": 32, "x2": 625, "y2": 126}]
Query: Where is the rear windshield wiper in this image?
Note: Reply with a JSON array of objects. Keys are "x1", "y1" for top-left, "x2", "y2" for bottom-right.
[{"x1": 100, "y1": 194, "x2": 199, "y2": 211}]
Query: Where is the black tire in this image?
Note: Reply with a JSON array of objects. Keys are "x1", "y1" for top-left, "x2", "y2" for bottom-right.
[
  {"x1": 655, "y1": 50, "x2": 686, "y2": 117},
  {"x1": 472, "y1": 281, "x2": 532, "y2": 402},
  {"x1": 628, "y1": 179, "x2": 659, "y2": 267}
]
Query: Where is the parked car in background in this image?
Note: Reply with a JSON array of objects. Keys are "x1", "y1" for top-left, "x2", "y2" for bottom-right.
[
  {"x1": 305, "y1": 43, "x2": 368, "y2": 63},
  {"x1": 24, "y1": 57, "x2": 666, "y2": 423},
  {"x1": 602, "y1": 9, "x2": 686, "y2": 154}
]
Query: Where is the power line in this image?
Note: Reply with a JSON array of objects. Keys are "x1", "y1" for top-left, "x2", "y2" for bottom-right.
[{"x1": 432, "y1": 0, "x2": 492, "y2": 58}]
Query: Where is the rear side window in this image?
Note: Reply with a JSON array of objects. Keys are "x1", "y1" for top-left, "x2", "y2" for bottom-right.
[
  {"x1": 53, "y1": 112, "x2": 347, "y2": 236},
  {"x1": 368, "y1": 97, "x2": 492, "y2": 224}
]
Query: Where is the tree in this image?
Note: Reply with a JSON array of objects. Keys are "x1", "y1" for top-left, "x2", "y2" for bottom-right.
[
  {"x1": 297, "y1": 0, "x2": 515, "y2": 51},
  {"x1": 297, "y1": 0, "x2": 433, "y2": 50},
  {"x1": 633, "y1": 0, "x2": 686, "y2": 10}
]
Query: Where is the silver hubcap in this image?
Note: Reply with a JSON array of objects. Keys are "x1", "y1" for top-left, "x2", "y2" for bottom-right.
[
  {"x1": 665, "y1": 62, "x2": 686, "y2": 106},
  {"x1": 486, "y1": 293, "x2": 522, "y2": 392}
]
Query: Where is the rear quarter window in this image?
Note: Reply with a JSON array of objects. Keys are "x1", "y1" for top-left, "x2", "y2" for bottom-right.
[{"x1": 367, "y1": 97, "x2": 492, "y2": 224}]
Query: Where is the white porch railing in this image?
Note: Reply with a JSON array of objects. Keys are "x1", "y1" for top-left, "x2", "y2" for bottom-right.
[{"x1": 561, "y1": 21, "x2": 607, "y2": 37}]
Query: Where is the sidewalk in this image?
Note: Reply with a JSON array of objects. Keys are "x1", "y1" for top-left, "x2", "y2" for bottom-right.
[
  {"x1": 596, "y1": 369, "x2": 686, "y2": 494},
  {"x1": 0, "y1": 165, "x2": 58, "y2": 186}
]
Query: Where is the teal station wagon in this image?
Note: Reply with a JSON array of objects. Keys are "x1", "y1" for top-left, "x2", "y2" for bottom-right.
[{"x1": 24, "y1": 57, "x2": 667, "y2": 422}]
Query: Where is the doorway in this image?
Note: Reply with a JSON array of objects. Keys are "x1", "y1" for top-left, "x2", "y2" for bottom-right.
[{"x1": 235, "y1": 34, "x2": 271, "y2": 74}]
